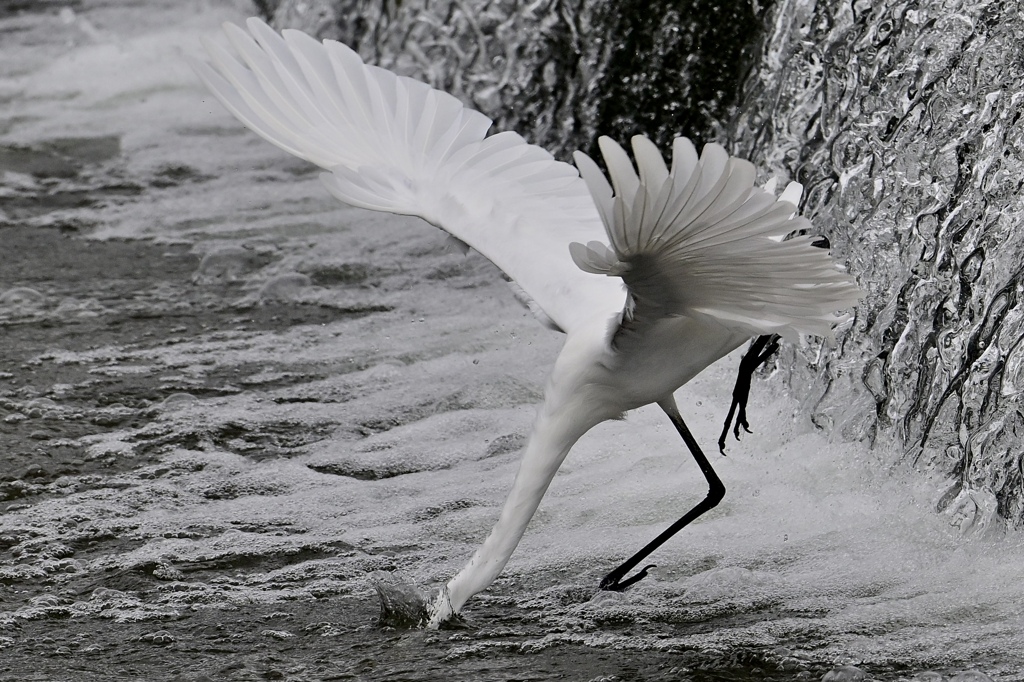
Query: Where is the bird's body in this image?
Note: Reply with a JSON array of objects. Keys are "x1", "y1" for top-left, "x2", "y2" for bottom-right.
[
  {"x1": 427, "y1": 314, "x2": 749, "y2": 623},
  {"x1": 191, "y1": 18, "x2": 861, "y2": 628}
]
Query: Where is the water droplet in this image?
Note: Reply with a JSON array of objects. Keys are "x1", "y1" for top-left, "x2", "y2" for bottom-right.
[
  {"x1": 0, "y1": 287, "x2": 46, "y2": 314},
  {"x1": 821, "y1": 665, "x2": 866, "y2": 682},
  {"x1": 258, "y1": 273, "x2": 312, "y2": 302},
  {"x1": 160, "y1": 393, "x2": 198, "y2": 410}
]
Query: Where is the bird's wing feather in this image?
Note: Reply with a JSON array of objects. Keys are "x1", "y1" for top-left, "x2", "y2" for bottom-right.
[
  {"x1": 190, "y1": 18, "x2": 623, "y2": 334},
  {"x1": 571, "y1": 136, "x2": 861, "y2": 343}
]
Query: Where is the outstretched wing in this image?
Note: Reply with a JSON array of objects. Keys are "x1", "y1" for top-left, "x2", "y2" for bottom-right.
[
  {"x1": 189, "y1": 18, "x2": 624, "y2": 334},
  {"x1": 569, "y1": 136, "x2": 860, "y2": 342}
]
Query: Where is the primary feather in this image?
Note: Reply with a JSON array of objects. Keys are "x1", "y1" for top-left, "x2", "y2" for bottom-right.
[
  {"x1": 190, "y1": 18, "x2": 623, "y2": 335},
  {"x1": 571, "y1": 136, "x2": 860, "y2": 341}
]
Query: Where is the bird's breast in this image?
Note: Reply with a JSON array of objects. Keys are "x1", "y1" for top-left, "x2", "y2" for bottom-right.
[{"x1": 597, "y1": 316, "x2": 749, "y2": 413}]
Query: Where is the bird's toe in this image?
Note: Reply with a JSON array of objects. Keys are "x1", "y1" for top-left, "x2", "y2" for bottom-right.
[{"x1": 600, "y1": 564, "x2": 656, "y2": 591}]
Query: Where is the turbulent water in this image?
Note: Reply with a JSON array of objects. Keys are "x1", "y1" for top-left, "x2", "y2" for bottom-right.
[
  {"x1": 729, "y1": 0, "x2": 1024, "y2": 530},
  {"x1": 0, "y1": 1, "x2": 1022, "y2": 680}
]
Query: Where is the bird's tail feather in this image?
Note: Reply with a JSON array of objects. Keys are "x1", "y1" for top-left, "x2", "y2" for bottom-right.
[{"x1": 571, "y1": 136, "x2": 861, "y2": 340}]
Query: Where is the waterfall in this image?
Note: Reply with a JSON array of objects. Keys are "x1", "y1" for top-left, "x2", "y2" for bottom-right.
[
  {"x1": 729, "y1": 0, "x2": 1024, "y2": 529},
  {"x1": 259, "y1": 0, "x2": 761, "y2": 159}
]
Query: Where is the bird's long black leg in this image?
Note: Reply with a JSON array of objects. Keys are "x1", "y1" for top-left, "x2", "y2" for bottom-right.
[
  {"x1": 600, "y1": 401, "x2": 725, "y2": 591},
  {"x1": 732, "y1": 334, "x2": 780, "y2": 439},
  {"x1": 717, "y1": 237, "x2": 829, "y2": 451},
  {"x1": 718, "y1": 334, "x2": 781, "y2": 454}
]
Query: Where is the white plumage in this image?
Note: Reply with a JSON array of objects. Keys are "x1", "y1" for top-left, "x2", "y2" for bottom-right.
[{"x1": 191, "y1": 18, "x2": 860, "y2": 627}]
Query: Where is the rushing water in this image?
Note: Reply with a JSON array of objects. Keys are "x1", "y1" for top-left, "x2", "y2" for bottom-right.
[
  {"x1": 0, "y1": 1, "x2": 1022, "y2": 680},
  {"x1": 728, "y1": 0, "x2": 1024, "y2": 524}
]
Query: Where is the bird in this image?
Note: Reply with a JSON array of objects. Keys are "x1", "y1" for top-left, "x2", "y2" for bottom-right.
[{"x1": 190, "y1": 17, "x2": 861, "y2": 628}]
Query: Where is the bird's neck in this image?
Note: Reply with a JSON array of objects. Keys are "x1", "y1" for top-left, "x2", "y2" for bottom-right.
[{"x1": 433, "y1": 386, "x2": 600, "y2": 622}]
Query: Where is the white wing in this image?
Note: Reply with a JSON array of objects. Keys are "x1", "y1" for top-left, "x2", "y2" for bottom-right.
[
  {"x1": 189, "y1": 18, "x2": 623, "y2": 334},
  {"x1": 570, "y1": 136, "x2": 861, "y2": 341}
]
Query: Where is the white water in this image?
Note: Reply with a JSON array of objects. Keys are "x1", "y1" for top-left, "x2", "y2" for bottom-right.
[{"x1": 1, "y1": 2, "x2": 1021, "y2": 679}]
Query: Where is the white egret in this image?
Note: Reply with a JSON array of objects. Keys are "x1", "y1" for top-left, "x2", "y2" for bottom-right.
[{"x1": 190, "y1": 18, "x2": 860, "y2": 628}]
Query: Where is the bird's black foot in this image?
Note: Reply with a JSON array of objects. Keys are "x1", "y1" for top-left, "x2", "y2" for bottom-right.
[
  {"x1": 600, "y1": 564, "x2": 656, "y2": 591},
  {"x1": 718, "y1": 334, "x2": 780, "y2": 454}
]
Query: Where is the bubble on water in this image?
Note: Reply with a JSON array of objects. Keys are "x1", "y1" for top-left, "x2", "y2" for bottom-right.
[
  {"x1": 586, "y1": 590, "x2": 628, "y2": 608},
  {"x1": 159, "y1": 392, "x2": 198, "y2": 410},
  {"x1": 950, "y1": 672, "x2": 994, "y2": 682},
  {"x1": 821, "y1": 665, "x2": 866, "y2": 681},
  {"x1": 72, "y1": 586, "x2": 181, "y2": 623},
  {"x1": 25, "y1": 398, "x2": 58, "y2": 411},
  {"x1": 683, "y1": 566, "x2": 776, "y2": 602},
  {"x1": 192, "y1": 245, "x2": 265, "y2": 284},
  {"x1": 54, "y1": 296, "x2": 108, "y2": 319},
  {"x1": 140, "y1": 630, "x2": 174, "y2": 645},
  {"x1": 258, "y1": 273, "x2": 312, "y2": 302},
  {"x1": 0, "y1": 287, "x2": 45, "y2": 314},
  {"x1": 14, "y1": 593, "x2": 72, "y2": 620}
]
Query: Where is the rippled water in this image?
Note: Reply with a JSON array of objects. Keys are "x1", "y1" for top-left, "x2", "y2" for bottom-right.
[
  {"x1": 0, "y1": 1, "x2": 1021, "y2": 680},
  {"x1": 729, "y1": 0, "x2": 1024, "y2": 524}
]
